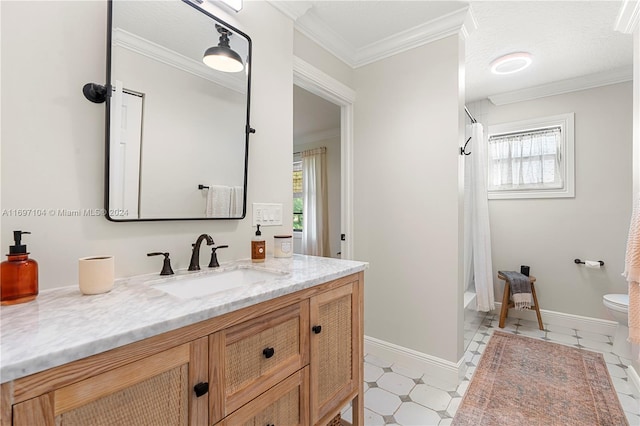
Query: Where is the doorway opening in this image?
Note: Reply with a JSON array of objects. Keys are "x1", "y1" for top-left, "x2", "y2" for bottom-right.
[
  {"x1": 293, "y1": 86, "x2": 341, "y2": 257},
  {"x1": 292, "y1": 57, "x2": 356, "y2": 259}
]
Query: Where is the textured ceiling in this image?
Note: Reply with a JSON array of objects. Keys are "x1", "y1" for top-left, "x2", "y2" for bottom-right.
[
  {"x1": 465, "y1": 1, "x2": 633, "y2": 101},
  {"x1": 299, "y1": 1, "x2": 467, "y2": 48},
  {"x1": 291, "y1": 0, "x2": 633, "y2": 137},
  {"x1": 283, "y1": 0, "x2": 632, "y2": 103}
]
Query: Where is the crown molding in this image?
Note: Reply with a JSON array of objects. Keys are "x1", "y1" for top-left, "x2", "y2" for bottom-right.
[
  {"x1": 353, "y1": 7, "x2": 473, "y2": 68},
  {"x1": 294, "y1": 127, "x2": 340, "y2": 146},
  {"x1": 460, "y1": 5, "x2": 479, "y2": 40},
  {"x1": 112, "y1": 28, "x2": 246, "y2": 94},
  {"x1": 615, "y1": 0, "x2": 640, "y2": 34},
  {"x1": 288, "y1": 5, "x2": 474, "y2": 69},
  {"x1": 266, "y1": 1, "x2": 312, "y2": 22},
  {"x1": 294, "y1": 14, "x2": 358, "y2": 67},
  {"x1": 488, "y1": 66, "x2": 633, "y2": 106}
]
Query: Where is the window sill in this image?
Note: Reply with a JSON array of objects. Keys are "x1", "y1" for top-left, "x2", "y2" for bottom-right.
[{"x1": 488, "y1": 187, "x2": 574, "y2": 199}]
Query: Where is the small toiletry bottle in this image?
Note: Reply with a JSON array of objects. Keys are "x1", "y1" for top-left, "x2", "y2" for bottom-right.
[
  {"x1": 251, "y1": 225, "x2": 265, "y2": 263},
  {"x1": 1, "y1": 231, "x2": 39, "y2": 305}
]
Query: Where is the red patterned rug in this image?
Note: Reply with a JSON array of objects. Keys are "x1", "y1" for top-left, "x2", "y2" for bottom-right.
[{"x1": 452, "y1": 331, "x2": 628, "y2": 425}]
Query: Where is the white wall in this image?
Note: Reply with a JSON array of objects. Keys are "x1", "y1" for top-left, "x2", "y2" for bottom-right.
[
  {"x1": 354, "y1": 35, "x2": 465, "y2": 363},
  {"x1": 293, "y1": 135, "x2": 341, "y2": 258},
  {"x1": 1, "y1": 1, "x2": 293, "y2": 289},
  {"x1": 469, "y1": 82, "x2": 633, "y2": 320},
  {"x1": 293, "y1": 30, "x2": 353, "y2": 89}
]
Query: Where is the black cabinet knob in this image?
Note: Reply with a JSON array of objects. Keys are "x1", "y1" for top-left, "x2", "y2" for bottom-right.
[
  {"x1": 194, "y1": 382, "x2": 209, "y2": 397},
  {"x1": 263, "y1": 347, "x2": 275, "y2": 359},
  {"x1": 312, "y1": 325, "x2": 322, "y2": 334}
]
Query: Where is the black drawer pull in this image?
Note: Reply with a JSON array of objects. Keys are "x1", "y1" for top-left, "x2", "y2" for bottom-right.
[
  {"x1": 312, "y1": 325, "x2": 322, "y2": 334},
  {"x1": 263, "y1": 347, "x2": 275, "y2": 359},
  {"x1": 194, "y1": 382, "x2": 209, "y2": 397}
]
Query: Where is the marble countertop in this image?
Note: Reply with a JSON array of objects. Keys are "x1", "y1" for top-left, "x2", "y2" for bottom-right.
[{"x1": 0, "y1": 255, "x2": 368, "y2": 383}]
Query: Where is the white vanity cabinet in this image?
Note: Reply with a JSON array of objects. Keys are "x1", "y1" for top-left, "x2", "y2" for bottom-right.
[{"x1": 1, "y1": 272, "x2": 364, "y2": 426}]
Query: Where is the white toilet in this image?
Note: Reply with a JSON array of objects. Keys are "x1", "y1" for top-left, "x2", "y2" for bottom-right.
[{"x1": 602, "y1": 293, "x2": 631, "y2": 359}]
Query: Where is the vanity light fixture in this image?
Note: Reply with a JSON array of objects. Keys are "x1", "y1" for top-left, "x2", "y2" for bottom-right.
[
  {"x1": 203, "y1": 24, "x2": 244, "y2": 73},
  {"x1": 490, "y1": 52, "x2": 532, "y2": 75}
]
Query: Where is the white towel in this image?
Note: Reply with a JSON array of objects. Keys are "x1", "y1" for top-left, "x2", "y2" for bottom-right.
[
  {"x1": 230, "y1": 186, "x2": 244, "y2": 217},
  {"x1": 624, "y1": 196, "x2": 640, "y2": 344},
  {"x1": 205, "y1": 185, "x2": 231, "y2": 218}
]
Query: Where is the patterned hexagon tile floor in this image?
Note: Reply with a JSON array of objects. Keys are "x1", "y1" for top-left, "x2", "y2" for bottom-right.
[{"x1": 342, "y1": 312, "x2": 640, "y2": 425}]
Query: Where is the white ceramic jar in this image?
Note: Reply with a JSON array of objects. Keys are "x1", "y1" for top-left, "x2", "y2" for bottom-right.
[{"x1": 273, "y1": 235, "x2": 293, "y2": 258}]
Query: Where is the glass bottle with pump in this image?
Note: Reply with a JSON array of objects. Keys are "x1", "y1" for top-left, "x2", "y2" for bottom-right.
[{"x1": 1, "y1": 231, "x2": 38, "y2": 305}]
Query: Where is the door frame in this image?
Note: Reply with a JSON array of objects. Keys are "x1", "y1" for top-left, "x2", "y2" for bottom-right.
[{"x1": 293, "y1": 57, "x2": 356, "y2": 260}]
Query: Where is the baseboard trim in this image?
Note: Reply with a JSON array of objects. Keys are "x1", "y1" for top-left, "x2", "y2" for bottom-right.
[
  {"x1": 364, "y1": 335, "x2": 465, "y2": 387},
  {"x1": 494, "y1": 302, "x2": 618, "y2": 336},
  {"x1": 627, "y1": 365, "x2": 640, "y2": 398}
]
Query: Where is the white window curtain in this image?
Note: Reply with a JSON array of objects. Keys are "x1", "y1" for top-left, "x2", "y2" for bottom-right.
[
  {"x1": 302, "y1": 147, "x2": 329, "y2": 257},
  {"x1": 488, "y1": 127, "x2": 562, "y2": 191}
]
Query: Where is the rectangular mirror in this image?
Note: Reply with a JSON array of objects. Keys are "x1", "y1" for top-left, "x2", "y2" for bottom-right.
[{"x1": 106, "y1": 0, "x2": 252, "y2": 221}]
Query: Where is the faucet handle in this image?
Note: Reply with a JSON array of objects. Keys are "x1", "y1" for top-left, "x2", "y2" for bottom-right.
[
  {"x1": 208, "y1": 245, "x2": 229, "y2": 268},
  {"x1": 147, "y1": 252, "x2": 175, "y2": 276}
]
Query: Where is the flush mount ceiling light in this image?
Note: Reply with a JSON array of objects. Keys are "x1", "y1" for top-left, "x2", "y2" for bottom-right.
[
  {"x1": 203, "y1": 24, "x2": 244, "y2": 73},
  {"x1": 490, "y1": 52, "x2": 532, "y2": 75}
]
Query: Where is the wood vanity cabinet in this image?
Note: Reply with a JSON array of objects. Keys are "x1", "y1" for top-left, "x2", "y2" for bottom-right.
[
  {"x1": 1, "y1": 272, "x2": 364, "y2": 426},
  {"x1": 7, "y1": 338, "x2": 209, "y2": 426},
  {"x1": 209, "y1": 301, "x2": 310, "y2": 423},
  {"x1": 215, "y1": 368, "x2": 309, "y2": 426},
  {"x1": 310, "y1": 283, "x2": 360, "y2": 425}
]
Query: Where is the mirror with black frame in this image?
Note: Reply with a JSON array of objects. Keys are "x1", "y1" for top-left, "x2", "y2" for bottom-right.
[{"x1": 106, "y1": 0, "x2": 251, "y2": 221}]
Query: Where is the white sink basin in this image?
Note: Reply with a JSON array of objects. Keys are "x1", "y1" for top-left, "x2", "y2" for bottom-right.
[{"x1": 150, "y1": 266, "x2": 288, "y2": 299}]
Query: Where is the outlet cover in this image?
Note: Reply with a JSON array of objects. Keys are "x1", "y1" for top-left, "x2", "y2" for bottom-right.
[{"x1": 252, "y1": 203, "x2": 283, "y2": 226}]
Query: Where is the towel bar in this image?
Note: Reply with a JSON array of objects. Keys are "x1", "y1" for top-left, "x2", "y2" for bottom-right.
[{"x1": 574, "y1": 259, "x2": 604, "y2": 266}]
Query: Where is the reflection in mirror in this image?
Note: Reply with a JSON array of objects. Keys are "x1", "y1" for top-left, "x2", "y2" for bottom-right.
[{"x1": 107, "y1": 0, "x2": 251, "y2": 221}]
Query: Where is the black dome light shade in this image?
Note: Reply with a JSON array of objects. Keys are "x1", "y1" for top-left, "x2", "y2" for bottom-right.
[{"x1": 203, "y1": 24, "x2": 244, "y2": 73}]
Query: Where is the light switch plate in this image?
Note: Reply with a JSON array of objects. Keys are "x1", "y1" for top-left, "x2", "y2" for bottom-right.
[{"x1": 252, "y1": 203, "x2": 283, "y2": 226}]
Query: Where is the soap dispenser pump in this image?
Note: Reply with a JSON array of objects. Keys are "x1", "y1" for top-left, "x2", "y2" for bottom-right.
[
  {"x1": 1, "y1": 231, "x2": 39, "y2": 305},
  {"x1": 251, "y1": 225, "x2": 265, "y2": 263}
]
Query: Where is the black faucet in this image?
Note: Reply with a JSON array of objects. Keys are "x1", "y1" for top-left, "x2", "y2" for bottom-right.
[
  {"x1": 147, "y1": 252, "x2": 175, "y2": 275},
  {"x1": 208, "y1": 245, "x2": 229, "y2": 268},
  {"x1": 188, "y1": 234, "x2": 214, "y2": 271}
]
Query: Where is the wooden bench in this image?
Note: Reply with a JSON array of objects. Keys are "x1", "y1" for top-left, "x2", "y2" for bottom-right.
[{"x1": 498, "y1": 272, "x2": 543, "y2": 330}]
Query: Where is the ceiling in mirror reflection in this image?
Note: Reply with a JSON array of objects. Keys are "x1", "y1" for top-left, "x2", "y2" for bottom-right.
[{"x1": 112, "y1": 1, "x2": 248, "y2": 93}]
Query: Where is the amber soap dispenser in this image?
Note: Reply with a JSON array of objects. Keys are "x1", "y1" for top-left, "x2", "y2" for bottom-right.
[
  {"x1": 251, "y1": 225, "x2": 265, "y2": 263},
  {"x1": 1, "y1": 231, "x2": 38, "y2": 305}
]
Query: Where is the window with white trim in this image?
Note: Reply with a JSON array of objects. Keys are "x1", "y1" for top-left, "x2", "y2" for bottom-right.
[{"x1": 487, "y1": 113, "x2": 575, "y2": 199}]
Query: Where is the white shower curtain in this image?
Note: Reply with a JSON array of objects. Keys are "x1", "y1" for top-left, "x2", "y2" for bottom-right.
[
  {"x1": 302, "y1": 147, "x2": 330, "y2": 257},
  {"x1": 464, "y1": 123, "x2": 495, "y2": 311}
]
